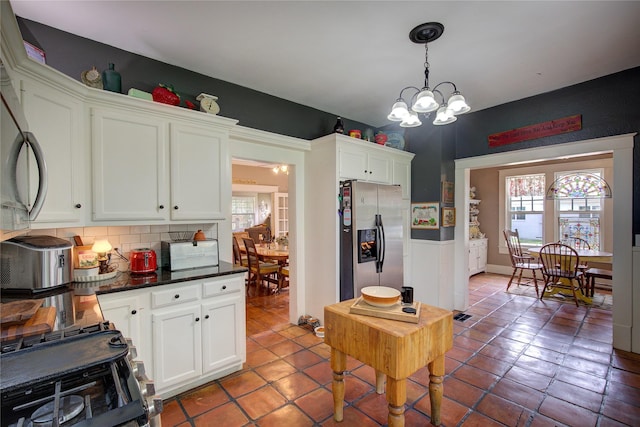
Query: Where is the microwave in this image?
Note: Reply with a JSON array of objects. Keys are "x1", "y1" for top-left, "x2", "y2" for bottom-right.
[{"x1": 1, "y1": 60, "x2": 48, "y2": 239}]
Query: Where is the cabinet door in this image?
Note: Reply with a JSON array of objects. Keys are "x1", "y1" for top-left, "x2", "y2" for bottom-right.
[
  {"x1": 273, "y1": 192, "x2": 289, "y2": 238},
  {"x1": 338, "y1": 148, "x2": 368, "y2": 180},
  {"x1": 469, "y1": 243, "x2": 479, "y2": 276},
  {"x1": 91, "y1": 108, "x2": 168, "y2": 221},
  {"x1": 21, "y1": 79, "x2": 85, "y2": 225},
  {"x1": 367, "y1": 152, "x2": 391, "y2": 184},
  {"x1": 98, "y1": 293, "x2": 150, "y2": 367},
  {"x1": 169, "y1": 123, "x2": 226, "y2": 220},
  {"x1": 202, "y1": 293, "x2": 244, "y2": 374},
  {"x1": 152, "y1": 304, "x2": 202, "y2": 391},
  {"x1": 478, "y1": 240, "x2": 488, "y2": 272},
  {"x1": 392, "y1": 159, "x2": 412, "y2": 199}
]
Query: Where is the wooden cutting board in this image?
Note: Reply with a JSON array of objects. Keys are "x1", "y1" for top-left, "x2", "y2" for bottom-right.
[
  {"x1": 349, "y1": 297, "x2": 421, "y2": 323},
  {"x1": 0, "y1": 299, "x2": 44, "y2": 325},
  {"x1": 1, "y1": 307, "x2": 56, "y2": 341}
]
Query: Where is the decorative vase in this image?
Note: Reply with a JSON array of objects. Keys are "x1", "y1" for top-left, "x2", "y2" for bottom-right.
[{"x1": 102, "y1": 63, "x2": 121, "y2": 93}]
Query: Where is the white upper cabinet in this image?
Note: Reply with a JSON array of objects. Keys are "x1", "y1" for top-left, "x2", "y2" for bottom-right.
[
  {"x1": 21, "y1": 78, "x2": 85, "y2": 226},
  {"x1": 339, "y1": 144, "x2": 391, "y2": 184},
  {"x1": 90, "y1": 105, "x2": 233, "y2": 224},
  {"x1": 169, "y1": 123, "x2": 226, "y2": 220},
  {"x1": 91, "y1": 107, "x2": 168, "y2": 222}
]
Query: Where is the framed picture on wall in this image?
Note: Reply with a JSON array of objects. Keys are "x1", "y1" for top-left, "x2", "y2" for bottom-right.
[
  {"x1": 442, "y1": 207, "x2": 456, "y2": 227},
  {"x1": 442, "y1": 181, "x2": 454, "y2": 204},
  {"x1": 411, "y1": 202, "x2": 439, "y2": 229}
]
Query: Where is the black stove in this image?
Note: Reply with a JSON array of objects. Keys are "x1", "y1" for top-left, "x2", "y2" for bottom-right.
[{"x1": 1, "y1": 322, "x2": 162, "y2": 427}]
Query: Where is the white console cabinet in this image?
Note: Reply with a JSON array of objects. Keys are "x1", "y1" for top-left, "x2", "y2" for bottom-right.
[{"x1": 469, "y1": 238, "x2": 488, "y2": 276}]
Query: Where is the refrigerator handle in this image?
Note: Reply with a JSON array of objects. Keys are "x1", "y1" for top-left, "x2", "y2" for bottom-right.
[{"x1": 375, "y1": 214, "x2": 385, "y2": 273}]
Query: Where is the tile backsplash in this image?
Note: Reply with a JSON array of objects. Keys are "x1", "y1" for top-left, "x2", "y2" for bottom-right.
[{"x1": 30, "y1": 223, "x2": 218, "y2": 271}]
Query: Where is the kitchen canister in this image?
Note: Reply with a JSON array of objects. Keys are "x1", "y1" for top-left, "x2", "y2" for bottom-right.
[{"x1": 102, "y1": 62, "x2": 122, "y2": 93}]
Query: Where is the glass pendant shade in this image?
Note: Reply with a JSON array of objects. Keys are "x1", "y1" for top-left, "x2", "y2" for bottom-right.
[
  {"x1": 399, "y1": 111, "x2": 422, "y2": 127},
  {"x1": 433, "y1": 105, "x2": 457, "y2": 125},
  {"x1": 387, "y1": 100, "x2": 409, "y2": 121},
  {"x1": 412, "y1": 89, "x2": 439, "y2": 113},
  {"x1": 447, "y1": 92, "x2": 470, "y2": 115}
]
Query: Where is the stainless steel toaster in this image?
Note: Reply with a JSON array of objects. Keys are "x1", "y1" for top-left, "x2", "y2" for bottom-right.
[
  {"x1": 0, "y1": 235, "x2": 73, "y2": 290},
  {"x1": 161, "y1": 239, "x2": 219, "y2": 271}
]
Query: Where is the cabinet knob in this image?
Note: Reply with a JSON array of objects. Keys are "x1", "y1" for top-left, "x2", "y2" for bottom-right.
[
  {"x1": 75, "y1": 203, "x2": 82, "y2": 209},
  {"x1": 174, "y1": 205, "x2": 179, "y2": 210},
  {"x1": 174, "y1": 294, "x2": 180, "y2": 299},
  {"x1": 205, "y1": 315, "x2": 210, "y2": 319},
  {"x1": 222, "y1": 285, "x2": 227, "y2": 290},
  {"x1": 131, "y1": 310, "x2": 137, "y2": 315},
  {"x1": 159, "y1": 205, "x2": 164, "y2": 209},
  {"x1": 195, "y1": 317, "x2": 200, "y2": 322}
]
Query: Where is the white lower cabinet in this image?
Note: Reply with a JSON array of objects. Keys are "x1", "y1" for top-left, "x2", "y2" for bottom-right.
[
  {"x1": 98, "y1": 289, "x2": 152, "y2": 371},
  {"x1": 152, "y1": 303, "x2": 203, "y2": 390},
  {"x1": 469, "y1": 238, "x2": 488, "y2": 276},
  {"x1": 151, "y1": 276, "x2": 245, "y2": 397},
  {"x1": 97, "y1": 273, "x2": 245, "y2": 399}
]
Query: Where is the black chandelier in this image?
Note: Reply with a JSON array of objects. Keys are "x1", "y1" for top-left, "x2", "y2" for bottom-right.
[{"x1": 387, "y1": 22, "x2": 470, "y2": 127}]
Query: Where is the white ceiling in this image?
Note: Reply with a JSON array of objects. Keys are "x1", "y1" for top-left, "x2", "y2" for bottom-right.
[{"x1": 10, "y1": 1, "x2": 640, "y2": 128}]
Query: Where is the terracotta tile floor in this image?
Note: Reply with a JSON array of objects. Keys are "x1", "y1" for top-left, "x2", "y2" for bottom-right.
[{"x1": 160, "y1": 273, "x2": 640, "y2": 426}]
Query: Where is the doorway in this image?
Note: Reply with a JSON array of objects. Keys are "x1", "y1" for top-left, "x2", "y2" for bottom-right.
[
  {"x1": 454, "y1": 133, "x2": 635, "y2": 351},
  {"x1": 227, "y1": 130, "x2": 307, "y2": 327}
]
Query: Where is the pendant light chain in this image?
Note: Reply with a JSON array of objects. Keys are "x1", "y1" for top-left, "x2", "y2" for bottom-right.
[{"x1": 423, "y1": 42, "x2": 430, "y2": 89}]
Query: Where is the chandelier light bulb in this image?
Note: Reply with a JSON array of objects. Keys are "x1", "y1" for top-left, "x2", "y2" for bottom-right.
[
  {"x1": 412, "y1": 89, "x2": 439, "y2": 113},
  {"x1": 387, "y1": 100, "x2": 409, "y2": 121},
  {"x1": 433, "y1": 104, "x2": 457, "y2": 126},
  {"x1": 447, "y1": 92, "x2": 470, "y2": 115},
  {"x1": 400, "y1": 111, "x2": 422, "y2": 128}
]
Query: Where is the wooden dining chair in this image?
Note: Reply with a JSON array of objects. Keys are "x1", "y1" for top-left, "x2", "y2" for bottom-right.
[
  {"x1": 503, "y1": 229, "x2": 543, "y2": 297},
  {"x1": 243, "y1": 238, "x2": 280, "y2": 293},
  {"x1": 559, "y1": 235, "x2": 590, "y2": 288},
  {"x1": 537, "y1": 243, "x2": 583, "y2": 306},
  {"x1": 232, "y1": 236, "x2": 247, "y2": 267}
]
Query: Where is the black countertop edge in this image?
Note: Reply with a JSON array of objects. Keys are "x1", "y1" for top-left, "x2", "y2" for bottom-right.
[{"x1": 75, "y1": 261, "x2": 248, "y2": 296}]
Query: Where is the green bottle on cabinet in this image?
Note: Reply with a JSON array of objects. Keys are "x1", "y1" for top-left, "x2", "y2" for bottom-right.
[{"x1": 102, "y1": 63, "x2": 121, "y2": 93}]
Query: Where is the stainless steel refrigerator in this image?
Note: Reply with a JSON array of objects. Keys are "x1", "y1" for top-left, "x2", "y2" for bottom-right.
[{"x1": 339, "y1": 180, "x2": 403, "y2": 300}]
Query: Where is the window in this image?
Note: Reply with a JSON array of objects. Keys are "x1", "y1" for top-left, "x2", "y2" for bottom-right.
[
  {"x1": 505, "y1": 174, "x2": 545, "y2": 245},
  {"x1": 554, "y1": 170, "x2": 603, "y2": 250},
  {"x1": 231, "y1": 196, "x2": 257, "y2": 231}
]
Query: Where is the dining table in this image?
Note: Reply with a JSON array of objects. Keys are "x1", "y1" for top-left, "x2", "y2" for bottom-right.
[
  {"x1": 527, "y1": 245, "x2": 612, "y2": 304},
  {"x1": 241, "y1": 244, "x2": 289, "y2": 265}
]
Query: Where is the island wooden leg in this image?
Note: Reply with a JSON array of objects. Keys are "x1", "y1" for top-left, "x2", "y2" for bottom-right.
[
  {"x1": 375, "y1": 370, "x2": 385, "y2": 394},
  {"x1": 386, "y1": 377, "x2": 406, "y2": 427},
  {"x1": 428, "y1": 355, "x2": 445, "y2": 426},
  {"x1": 331, "y1": 348, "x2": 346, "y2": 422}
]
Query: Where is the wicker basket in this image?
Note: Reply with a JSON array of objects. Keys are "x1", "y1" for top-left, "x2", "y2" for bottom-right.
[{"x1": 168, "y1": 231, "x2": 193, "y2": 242}]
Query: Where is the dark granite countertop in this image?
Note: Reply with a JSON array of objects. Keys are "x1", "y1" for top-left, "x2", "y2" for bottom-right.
[
  {"x1": 83, "y1": 261, "x2": 247, "y2": 295},
  {"x1": 1, "y1": 262, "x2": 248, "y2": 337}
]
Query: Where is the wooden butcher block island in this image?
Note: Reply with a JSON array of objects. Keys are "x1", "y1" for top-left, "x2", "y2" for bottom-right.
[{"x1": 324, "y1": 299, "x2": 453, "y2": 427}]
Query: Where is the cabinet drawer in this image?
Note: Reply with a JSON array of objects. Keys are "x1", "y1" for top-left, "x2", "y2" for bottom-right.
[
  {"x1": 152, "y1": 284, "x2": 200, "y2": 309},
  {"x1": 202, "y1": 278, "x2": 243, "y2": 298}
]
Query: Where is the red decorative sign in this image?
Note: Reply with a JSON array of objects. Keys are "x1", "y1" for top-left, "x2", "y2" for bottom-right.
[{"x1": 488, "y1": 114, "x2": 582, "y2": 147}]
